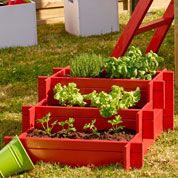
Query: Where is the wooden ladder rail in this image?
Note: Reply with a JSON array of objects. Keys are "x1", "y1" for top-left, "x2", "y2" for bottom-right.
[{"x1": 111, "y1": 0, "x2": 174, "y2": 58}]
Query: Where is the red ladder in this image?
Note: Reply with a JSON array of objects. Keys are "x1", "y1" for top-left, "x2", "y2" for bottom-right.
[{"x1": 111, "y1": 0, "x2": 174, "y2": 58}]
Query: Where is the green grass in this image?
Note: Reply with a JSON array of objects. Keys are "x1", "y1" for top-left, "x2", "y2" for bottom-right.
[{"x1": 0, "y1": 9, "x2": 178, "y2": 177}]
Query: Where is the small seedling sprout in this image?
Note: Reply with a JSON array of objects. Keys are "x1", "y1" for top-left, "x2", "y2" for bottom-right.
[
  {"x1": 108, "y1": 115, "x2": 125, "y2": 133},
  {"x1": 58, "y1": 118, "x2": 76, "y2": 137},
  {"x1": 83, "y1": 119, "x2": 99, "y2": 135},
  {"x1": 37, "y1": 112, "x2": 58, "y2": 135}
]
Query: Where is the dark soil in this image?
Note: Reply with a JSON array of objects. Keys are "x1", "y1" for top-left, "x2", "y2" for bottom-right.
[{"x1": 27, "y1": 128, "x2": 136, "y2": 141}]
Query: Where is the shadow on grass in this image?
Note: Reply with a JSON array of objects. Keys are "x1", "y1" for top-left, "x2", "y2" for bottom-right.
[{"x1": 0, "y1": 118, "x2": 21, "y2": 149}]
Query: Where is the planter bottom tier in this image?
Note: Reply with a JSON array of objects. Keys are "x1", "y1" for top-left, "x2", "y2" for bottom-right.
[{"x1": 4, "y1": 101, "x2": 165, "y2": 171}]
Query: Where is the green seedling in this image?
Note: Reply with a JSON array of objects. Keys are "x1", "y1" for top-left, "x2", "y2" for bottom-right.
[
  {"x1": 37, "y1": 112, "x2": 58, "y2": 135},
  {"x1": 108, "y1": 115, "x2": 125, "y2": 133},
  {"x1": 83, "y1": 119, "x2": 99, "y2": 135},
  {"x1": 58, "y1": 118, "x2": 76, "y2": 137}
]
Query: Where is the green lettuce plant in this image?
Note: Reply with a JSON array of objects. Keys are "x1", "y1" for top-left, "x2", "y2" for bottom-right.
[
  {"x1": 84, "y1": 85, "x2": 141, "y2": 118},
  {"x1": 54, "y1": 82, "x2": 86, "y2": 107}
]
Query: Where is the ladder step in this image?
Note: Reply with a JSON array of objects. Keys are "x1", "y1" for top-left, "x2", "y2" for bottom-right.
[{"x1": 135, "y1": 17, "x2": 173, "y2": 35}]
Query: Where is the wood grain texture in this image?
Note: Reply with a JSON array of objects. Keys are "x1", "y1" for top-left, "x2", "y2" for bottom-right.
[
  {"x1": 34, "y1": 0, "x2": 63, "y2": 9},
  {"x1": 175, "y1": 0, "x2": 178, "y2": 87},
  {"x1": 175, "y1": 26, "x2": 178, "y2": 87}
]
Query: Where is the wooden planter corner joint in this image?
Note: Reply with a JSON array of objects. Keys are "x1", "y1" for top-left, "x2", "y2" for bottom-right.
[{"x1": 4, "y1": 66, "x2": 174, "y2": 171}]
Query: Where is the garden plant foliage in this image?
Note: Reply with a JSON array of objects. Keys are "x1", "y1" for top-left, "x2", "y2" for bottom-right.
[
  {"x1": 54, "y1": 82, "x2": 141, "y2": 118},
  {"x1": 105, "y1": 46, "x2": 164, "y2": 80}
]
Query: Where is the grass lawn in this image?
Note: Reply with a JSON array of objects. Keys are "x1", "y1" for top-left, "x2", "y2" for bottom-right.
[{"x1": 0, "y1": 9, "x2": 178, "y2": 177}]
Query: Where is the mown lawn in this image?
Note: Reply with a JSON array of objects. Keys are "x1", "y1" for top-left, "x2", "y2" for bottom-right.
[{"x1": 0, "y1": 9, "x2": 178, "y2": 177}]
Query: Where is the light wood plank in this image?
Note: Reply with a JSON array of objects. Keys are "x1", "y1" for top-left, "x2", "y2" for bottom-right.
[
  {"x1": 37, "y1": 8, "x2": 64, "y2": 19},
  {"x1": 37, "y1": 17, "x2": 64, "y2": 25},
  {"x1": 175, "y1": 26, "x2": 178, "y2": 87},
  {"x1": 34, "y1": 0, "x2": 124, "y2": 9},
  {"x1": 34, "y1": 0, "x2": 63, "y2": 9},
  {"x1": 36, "y1": 1, "x2": 127, "y2": 25},
  {"x1": 175, "y1": 0, "x2": 178, "y2": 87}
]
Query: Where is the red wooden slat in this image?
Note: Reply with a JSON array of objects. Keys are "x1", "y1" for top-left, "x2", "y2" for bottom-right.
[
  {"x1": 111, "y1": 0, "x2": 174, "y2": 58},
  {"x1": 145, "y1": 0, "x2": 174, "y2": 53},
  {"x1": 111, "y1": 0, "x2": 154, "y2": 58},
  {"x1": 124, "y1": 143, "x2": 131, "y2": 171},
  {"x1": 135, "y1": 17, "x2": 172, "y2": 35}
]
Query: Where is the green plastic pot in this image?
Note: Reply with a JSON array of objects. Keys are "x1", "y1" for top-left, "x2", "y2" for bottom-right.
[{"x1": 0, "y1": 135, "x2": 34, "y2": 178}]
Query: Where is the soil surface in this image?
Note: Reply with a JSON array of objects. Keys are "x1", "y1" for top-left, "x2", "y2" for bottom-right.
[{"x1": 27, "y1": 128, "x2": 136, "y2": 141}]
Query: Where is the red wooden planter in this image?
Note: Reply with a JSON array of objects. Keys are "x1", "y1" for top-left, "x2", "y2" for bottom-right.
[
  {"x1": 3, "y1": 65, "x2": 174, "y2": 171},
  {"x1": 5, "y1": 99, "x2": 164, "y2": 171}
]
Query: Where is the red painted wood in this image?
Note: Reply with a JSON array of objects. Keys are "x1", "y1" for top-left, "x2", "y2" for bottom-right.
[
  {"x1": 52, "y1": 68, "x2": 63, "y2": 74},
  {"x1": 51, "y1": 77, "x2": 149, "y2": 89},
  {"x1": 130, "y1": 143, "x2": 143, "y2": 168},
  {"x1": 143, "y1": 110, "x2": 154, "y2": 139},
  {"x1": 31, "y1": 105, "x2": 139, "y2": 132},
  {"x1": 154, "y1": 109, "x2": 163, "y2": 138},
  {"x1": 29, "y1": 149, "x2": 124, "y2": 166},
  {"x1": 163, "y1": 72, "x2": 174, "y2": 131},
  {"x1": 38, "y1": 76, "x2": 48, "y2": 101},
  {"x1": 136, "y1": 110, "x2": 142, "y2": 133},
  {"x1": 124, "y1": 143, "x2": 131, "y2": 171},
  {"x1": 164, "y1": 99, "x2": 174, "y2": 116},
  {"x1": 163, "y1": 116, "x2": 174, "y2": 131},
  {"x1": 111, "y1": 0, "x2": 174, "y2": 57},
  {"x1": 143, "y1": 109, "x2": 163, "y2": 140},
  {"x1": 5, "y1": 65, "x2": 174, "y2": 171},
  {"x1": 35, "y1": 106, "x2": 139, "y2": 118},
  {"x1": 22, "y1": 100, "x2": 46, "y2": 132},
  {"x1": 111, "y1": 0, "x2": 154, "y2": 58},
  {"x1": 52, "y1": 66, "x2": 70, "y2": 76},
  {"x1": 135, "y1": 18, "x2": 173, "y2": 35},
  {"x1": 145, "y1": 0, "x2": 174, "y2": 53},
  {"x1": 153, "y1": 81, "x2": 165, "y2": 109},
  {"x1": 22, "y1": 105, "x2": 33, "y2": 132},
  {"x1": 164, "y1": 81, "x2": 174, "y2": 100},
  {"x1": 163, "y1": 71, "x2": 174, "y2": 81}
]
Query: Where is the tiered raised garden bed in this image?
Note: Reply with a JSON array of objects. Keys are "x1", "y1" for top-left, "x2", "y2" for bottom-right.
[{"x1": 4, "y1": 66, "x2": 174, "y2": 171}]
